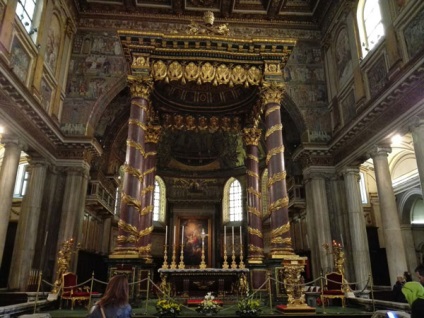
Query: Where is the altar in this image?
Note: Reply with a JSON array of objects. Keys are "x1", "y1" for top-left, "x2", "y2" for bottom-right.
[{"x1": 158, "y1": 268, "x2": 250, "y2": 298}]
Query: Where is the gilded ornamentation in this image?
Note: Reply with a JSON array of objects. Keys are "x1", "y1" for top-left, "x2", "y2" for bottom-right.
[
  {"x1": 264, "y1": 105, "x2": 280, "y2": 117},
  {"x1": 122, "y1": 164, "x2": 143, "y2": 182},
  {"x1": 267, "y1": 171, "x2": 287, "y2": 187},
  {"x1": 141, "y1": 184, "x2": 155, "y2": 196},
  {"x1": 52, "y1": 238, "x2": 78, "y2": 293},
  {"x1": 247, "y1": 187, "x2": 261, "y2": 198},
  {"x1": 265, "y1": 124, "x2": 283, "y2": 140},
  {"x1": 282, "y1": 262, "x2": 307, "y2": 306},
  {"x1": 138, "y1": 244, "x2": 152, "y2": 254},
  {"x1": 247, "y1": 206, "x2": 261, "y2": 217},
  {"x1": 186, "y1": 11, "x2": 230, "y2": 36},
  {"x1": 132, "y1": 55, "x2": 150, "y2": 68},
  {"x1": 268, "y1": 197, "x2": 289, "y2": 213},
  {"x1": 140, "y1": 205, "x2": 154, "y2": 216},
  {"x1": 266, "y1": 145, "x2": 285, "y2": 165},
  {"x1": 139, "y1": 225, "x2": 154, "y2": 237},
  {"x1": 118, "y1": 219, "x2": 140, "y2": 237},
  {"x1": 151, "y1": 60, "x2": 262, "y2": 87},
  {"x1": 121, "y1": 192, "x2": 142, "y2": 212},
  {"x1": 127, "y1": 139, "x2": 146, "y2": 157},
  {"x1": 248, "y1": 227, "x2": 263, "y2": 238},
  {"x1": 246, "y1": 170, "x2": 259, "y2": 178},
  {"x1": 128, "y1": 118, "x2": 147, "y2": 131},
  {"x1": 247, "y1": 154, "x2": 259, "y2": 162},
  {"x1": 128, "y1": 75, "x2": 153, "y2": 100},
  {"x1": 271, "y1": 222, "x2": 290, "y2": 237},
  {"x1": 117, "y1": 234, "x2": 138, "y2": 244},
  {"x1": 323, "y1": 240, "x2": 346, "y2": 275},
  {"x1": 264, "y1": 62, "x2": 281, "y2": 75},
  {"x1": 271, "y1": 237, "x2": 292, "y2": 244},
  {"x1": 243, "y1": 128, "x2": 261, "y2": 146},
  {"x1": 248, "y1": 244, "x2": 264, "y2": 253},
  {"x1": 261, "y1": 81, "x2": 284, "y2": 105}
]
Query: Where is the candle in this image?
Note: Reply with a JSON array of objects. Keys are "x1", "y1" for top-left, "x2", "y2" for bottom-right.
[
  {"x1": 240, "y1": 226, "x2": 242, "y2": 246},
  {"x1": 181, "y1": 225, "x2": 184, "y2": 245},
  {"x1": 173, "y1": 226, "x2": 176, "y2": 246},
  {"x1": 224, "y1": 226, "x2": 226, "y2": 245},
  {"x1": 232, "y1": 226, "x2": 234, "y2": 246},
  {"x1": 165, "y1": 225, "x2": 168, "y2": 245},
  {"x1": 202, "y1": 228, "x2": 205, "y2": 246}
]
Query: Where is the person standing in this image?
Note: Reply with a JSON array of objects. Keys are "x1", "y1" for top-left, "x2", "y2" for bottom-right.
[
  {"x1": 415, "y1": 264, "x2": 424, "y2": 286},
  {"x1": 402, "y1": 281, "x2": 424, "y2": 318},
  {"x1": 89, "y1": 275, "x2": 132, "y2": 318}
]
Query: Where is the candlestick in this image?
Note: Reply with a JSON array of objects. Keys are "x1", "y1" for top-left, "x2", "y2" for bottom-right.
[
  {"x1": 231, "y1": 226, "x2": 237, "y2": 269},
  {"x1": 199, "y1": 228, "x2": 207, "y2": 269},
  {"x1": 240, "y1": 226, "x2": 242, "y2": 245},
  {"x1": 165, "y1": 225, "x2": 168, "y2": 245},
  {"x1": 181, "y1": 225, "x2": 184, "y2": 245},
  {"x1": 173, "y1": 226, "x2": 176, "y2": 246}
]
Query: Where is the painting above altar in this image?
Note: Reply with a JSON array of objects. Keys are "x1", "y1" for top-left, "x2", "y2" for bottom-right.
[{"x1": 179, "y1": 217, "x2": 211, "y2": 268}]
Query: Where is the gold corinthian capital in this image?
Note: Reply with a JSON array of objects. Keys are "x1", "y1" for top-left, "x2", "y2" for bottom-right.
[
  {"x1": 243, "y1": 127, "x2": 262, "y2": 146},
  {"x1": 128, "y1": 75, "x2": 153, "y2": 100},
  {"x1": 260, "y1": 81, "x2": 285, "y2": 105}
]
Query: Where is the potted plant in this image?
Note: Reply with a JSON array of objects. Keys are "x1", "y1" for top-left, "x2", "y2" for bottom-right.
[
  {"x1": 196, "y1": 292, "x2": 221, "y2": 316},
  {"x1": 236, "y1": 293, "x2": 261, "y2": 317},
  {"x1": 155, "y1": 298, "x2": 182, "y2": 317}
]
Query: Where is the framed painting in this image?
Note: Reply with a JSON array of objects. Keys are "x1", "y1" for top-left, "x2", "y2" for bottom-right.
[{"x1": 178, "y1": 217, "x2": 211, "y2": 268}]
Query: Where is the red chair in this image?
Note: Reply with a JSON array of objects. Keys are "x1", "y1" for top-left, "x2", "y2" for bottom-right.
[
  {"x1": 320, "y1": 272, "x2": 346, "y2": 307},
  {"x1": 61, "y1": 272, "x2": 92, "y2": 310}
]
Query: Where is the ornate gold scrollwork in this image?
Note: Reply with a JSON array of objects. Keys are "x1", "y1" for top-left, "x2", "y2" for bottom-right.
[
  {"x1": 247, "y1": 154, "x2": 259, "y2": 162},
  {"x1": 271, "y1": 222, "x2": 290, "y2": 237},
  {"x1": 247, "y1": 206, "x2": 261, "y2": 217},
  {"x1": 126, "y1": 139, "x2": 146, "y2": 157},
  {"x1": 139, "y1": 225, "x2": 154, "y2": 237},
  {"x1": 243, "y1": 127, "x2": 262, "y2": 146},
  {"x1": 247, "y1": 170, "x2": 259, "y2": 179},
  {"x1": 247, "y1": 187, "x2": 261, "y2": 198},
  {"x1": 266, "y1": 145, "x2": 285, "y2": 165},
  {"x1": 267, "y1": 171, "x2": 287, "y2": 187},
  {"x1": 122, "y1": 163, "x2": 143, "y2": 182},
  {"x1": 128, "y1": 76, "x2": 153, "y2": 100},
  {"x1": 265, "y1": 124, "x2": 283, "y2": 140},
  {"x1": 121, "y1": 192, "x2": 142, "y2": 212},
  {"x1": 248, "y1": 226, "x2": 263, "y2": 238},
  {"x1": 248, "y1": 244, "x2": 264, "y2": 253},
  {"x1": 140, "y1": 205, "x2": 154, "y2": 216},
  {"x1": 128, "y1": 118, "x2": 147, "y2": 131},
  {"x1": 268, "y1": 196, "x2": 289, "y2": 213},
  {"x1": 118, "y1": 219, "x2": 140, "y2": 237}
]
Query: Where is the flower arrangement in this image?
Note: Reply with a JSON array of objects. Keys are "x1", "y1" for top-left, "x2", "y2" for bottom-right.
[
  {"x1": 156, "y1": 298, "x2": 182, "y2": 317},
  {"x1": 236, "y1": 293, "x2": 261, "y2": 317},
  {"x1": 196, "y1": 292, "x2": 221, "y2": 315}
]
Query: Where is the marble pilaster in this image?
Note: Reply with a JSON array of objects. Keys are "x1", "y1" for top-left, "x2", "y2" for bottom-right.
[
  {"x1": 370, "y1": 147, "x2": 408, "y2": 285},
  {"x1": 342, "y1": 167, "x2": 371, "y2": 289},
  {"x1": 8, "y1": 157, "x2": 48, "y2": 291},
  {"x1": 57, "y1": 164, "x2": 90, "y2": 271},
  {"x1": 303, "y1": 167, "x2": 333, "y2": 274},
  {"x1": 0, "y1": 137, "x2": 25, "y2": 267},
  {"x1": 411, "y1": 119, "x2": 424, "y2": 198}
]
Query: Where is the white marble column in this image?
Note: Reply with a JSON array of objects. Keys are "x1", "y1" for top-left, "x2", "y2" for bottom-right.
[
  {"x1": 342, "y1": 167, "x2": 371, "y2": 290},
  {"x1": 57, "y1": 163, "x2": 90, "y2": 272},
  {"x1": 411, "y1": 118, "x2": 424, "y2": 198},
  {"x1": 370, "y1": 146, "x2": 408, "y2": 286},
  {"x1": 8, "y1": 157, "x2": 48, "y2": 290},
  {"x1": 401, "y1": 224, "x2": 418, "y2": 278},
  {"x1": 303, "y1": 167, "x2": 333, "y2": 275},
  {"x1": 0, "y1": 137, "x2": 25, "y2": 267}
]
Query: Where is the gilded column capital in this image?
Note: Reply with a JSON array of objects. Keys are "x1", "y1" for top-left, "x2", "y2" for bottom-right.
[
  {"x1": 128, "y1": 75, "x2": 153, "y2": 100},
  {"x1": 145, "y1": 124, "x2": 162, "y2": 144},
  {"x1": 260, "y1": 81, "x2": 284, "y2": 105},
  {"x1": 243, "y1": 128, "x2": 262, "y2": 146}
]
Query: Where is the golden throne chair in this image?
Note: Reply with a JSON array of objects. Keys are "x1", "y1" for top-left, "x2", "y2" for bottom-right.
[{"x1": 320, "y1": 272, "x2": 346, "y2": 307}]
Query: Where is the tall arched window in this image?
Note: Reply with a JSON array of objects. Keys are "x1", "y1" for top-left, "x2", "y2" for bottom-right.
[
  {"x1": 16, "y1": 0, "x2": 43, "y2": 40},
  {"x1": 223, "y1": 177, "x2": 243, "y2": 222},
  {"x1": 357, "y1": 0, "x2": 385, "y2": 57},
  {"x1": 153, "y1": 176, "x2": 166, "y2": 223}
]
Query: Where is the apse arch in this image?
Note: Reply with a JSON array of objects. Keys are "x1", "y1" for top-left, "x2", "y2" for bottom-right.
[{"x1": 398, "y1": 188, "x2": 424, "y2": 225}]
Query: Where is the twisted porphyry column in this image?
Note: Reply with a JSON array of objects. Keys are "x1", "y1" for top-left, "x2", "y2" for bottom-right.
[
  {"x1": 112, "y1": 76, "x2": 152, "y2": 258},
  {"x1": 243, "y1": 127, "x2": 265, "y2": 264},
  {"x1": 138, "y1": 124, "x2": 161, "y2": 262},
  {"x1": 261, "y1": 81, "x2": 293, "y2": 257}
]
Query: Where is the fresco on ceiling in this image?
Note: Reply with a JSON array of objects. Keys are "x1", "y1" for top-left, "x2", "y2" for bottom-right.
[
  {"x1": 10, "y1": 37, "x2": 30, "y2": 84},
  {"x1": 61, "y1": 31, "x2": 127, "y2": 136},
  {"x1": 404, "y1": 8, "x2": 424, "y2": 59},
  {"x1": 44, "y1": 15, "x2": 61, "y2": 74},
  {"x1": 283, "y1": 41, "x2": 330, "y2": 142}
]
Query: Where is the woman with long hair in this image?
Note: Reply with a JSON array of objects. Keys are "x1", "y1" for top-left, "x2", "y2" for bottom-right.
[{"x1": 89, "y1": 275, "x2": 132, "y2": 318}]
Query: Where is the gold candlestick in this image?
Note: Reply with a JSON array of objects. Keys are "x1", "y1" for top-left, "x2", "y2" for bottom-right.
[
  {"x1": 178, "y1": 244, "x2": 185, "y2": 269},
  {"x1": 231, "y1": 246, "x2": 237, "y2": 269},
  {"x1": 199, "y1": 229, "x2": 207, "y2": 269},
  {"x1": 222, "y1": 244, "x2": 229, "y2": 269},
  {"x1": 170, "y1": 243, "x2": 177, "y2": 269},
  {"x1": 239, "y1": 244, "x2": 245, "y2": 269},
  {"x1": 162, "y1": 244, "x2": 169, "y2": 269}
]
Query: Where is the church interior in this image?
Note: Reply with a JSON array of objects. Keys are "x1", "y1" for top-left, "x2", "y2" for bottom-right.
[{"x1": 1, "y1": 0, "x2": 424, "y2": 316}]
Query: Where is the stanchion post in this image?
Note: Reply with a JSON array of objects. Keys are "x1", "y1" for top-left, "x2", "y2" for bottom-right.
[
  {"x1": 145, "y1": 272, "x2": 151, "y2": 315},
  {"x1": 88, "y1": 272, "x2": 95, "y2": 310},
  {"x1": 320, "y1": 272, "x2": 326, "y2": 313},
  {"x1": 369, "y1": 273, "x2": 375, "y2": 313},
  {"x1": 267, "y1": 271, "x2": 272, "y2": 312},
  {"x1": 34, "y1": 272, "x2": 42, "y2": 313}
]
